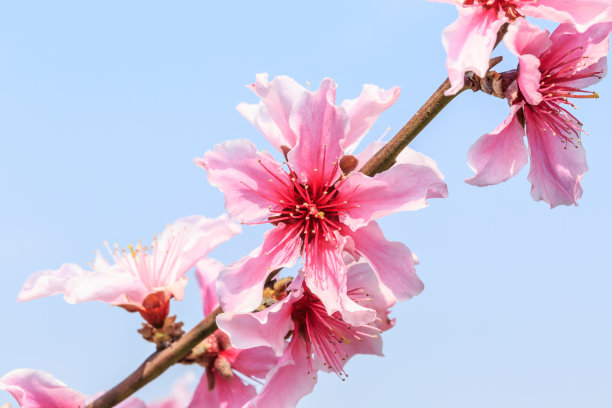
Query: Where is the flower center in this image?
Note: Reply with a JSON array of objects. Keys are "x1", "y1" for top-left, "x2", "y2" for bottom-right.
[
  {"x1": 243, "y1": 146, "x2": 360, "y2": 259},
  {"x1": 529, "y1": 47, "x2": 603, "y2": 147},
  {"x1": 461, "y1": 0, "x2": 531, "y2": 20},
  {"x1": 290, "y1": 284, "x2": 379, "y2": 379}
]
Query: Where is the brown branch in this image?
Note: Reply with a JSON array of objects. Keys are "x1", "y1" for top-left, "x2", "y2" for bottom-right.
[
  {"x1": 360, "y1": 23, "x2": 509, "y2": 177},
  {"x1": 85, "y1": 306, "x2": 223, "y2": 408},
  {"x1": 359, "y1": 76, "x2": 461, "y2": 176}
]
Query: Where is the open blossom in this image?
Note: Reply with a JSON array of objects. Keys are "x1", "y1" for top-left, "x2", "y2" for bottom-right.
[
  {"x1": 217, "y1": 259, "x2": 396, "y2": 407},
  {"x1": 466, "y1": 19, "x2": 611, "y2": 207},
  {"x1": 198, "y1": 74, "x2": 447, "y2": 325},
  {"x1": 17, "y1": 215, "x2": 240, "y2": 327},
  {"x1": 184, "y1": 259, "x2": 278, "y2": 408},
  {"x1": 431, "y1": 0, "x2": 612, "y2": 94},
  {"x1": 0, "y1": 369, "x2": 147, "y2": 408}
]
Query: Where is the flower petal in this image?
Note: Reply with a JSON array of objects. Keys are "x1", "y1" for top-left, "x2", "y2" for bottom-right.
[
  {"x1": 155, "y1": 215, "x2": 241, "y2": 293},
  {"x1": 441, "y1": 7, "x2": 506, "y2": 95},
  {"x1": 217, "y1": 224, "x2": 302, "y2": 313},
  {"x1": 227, "y1": 346, "x2": 280, "y2": 379},
  {"x1": 244, "y1": 338, "x2": 317, "y2": 408},
  {"x1": 195, "y1": 258, "x2": 224, "y2": 316},
  {"x1": 466, "y1": 105, "x2": 528, "y2": 186},
  {"x1": 339, "y1": 163, "x2": 448, "y2": 230},
  {"x1": 17, "y1": 263, "x2": 88, "y2": 302},
  {"x1": 197, "y1": 139, "x2": 289, "y2": 223},
  {"x1": 523, "y1": 0, "x2": 612, "y2": 32},
  {"x1": 0, "y1": 369, "x2": 86, "y2": 408},
  {"x1": 346, "y1": 260, "x2": 396, "y2": 332},
  {"x1": 340, "y1": 85, "x2": 400, "y2": 154},
  {"x1": 287, "y1": 78, "x2": 349, "y2": 182},
  {"x1": 348, "y1": 221, "x2": 423, "y2": 302},
  {"x1": 303, "y1": 235, "x2": 376, "y2": 327},
  {"x1": 216, "y1": 293, "x2": 297, "y2": 356},
  {"x1": 525, "y1": 108, "x2": 588, "y2": 207},
  {"x1": 238, "y1": 73, "x2": 307, "y2": 150},
  {"x1": 543, "y1": 22, "x2": 611, "y2": 90},
  {"x1": 187, "y1": 372, "x2": 256, "y2": 408}
]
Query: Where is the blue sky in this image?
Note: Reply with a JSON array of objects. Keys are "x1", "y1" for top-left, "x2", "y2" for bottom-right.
[{"x1": 1, "y1": 1, "x2": 611, "y2": 407}]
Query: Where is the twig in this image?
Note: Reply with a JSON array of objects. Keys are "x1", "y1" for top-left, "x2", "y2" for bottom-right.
[{"x1": 84, "y1": 306, "x2": 222, "y2": 408}]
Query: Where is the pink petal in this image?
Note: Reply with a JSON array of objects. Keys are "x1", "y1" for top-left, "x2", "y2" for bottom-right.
[
  {"x1": 18, "y1": 258, "x2": 147, "y2": 306},
  {"x1": 504, "y1": 19, "x2": 553, "y2": 105},
  {"x1": 466, "y1": 105, "x2": 529, "y2": 186},
  {"x1": 187, "y1": 372, "x2": 256, "y2": 408},
  {"x1": 216, "y1": 293, "x2": 296, "y2": 356},
  {"x1": 196, "y1": 139, "x2": 289, "y2": 223},
  {"x1": 523, "y1": 0, "x2": 612, "y2": 32},
  {"x1": 346, "y1": 260, "x2": 396, "y2": 332},
  {"x1": 348, "y1": 221, "x2": 424, "y2": 302},
  {"x1": 155, "y1": 215, "x2": 241, "y2": 293},
  {"x1": 63, "y1": 265, "x2": 147, "y2": 305},
  {"x1": 340, "y1": 84, "x2": 400, "y2": 154},
  {"x1": 338, "y1": 163, "x2": 448, "y2": 230},
  {"x1": 216, "y1": 224, "x2": 302, "y2": 313},
  {"x1": 441, "y1": 7, "x2": 506, "y2": 95},
  {"x1": 195, "y1": 258, "x2": 224, "y2": 316},
  {"x1": 17, "y1": 263, "x2": 88, "y2": 302},
  {"x1": 0, "y1": 369, "x2": 86, "y2": 408},
  {"x1": 287, "y1": 78, "x2": 349, "y2": 182},
  {"x1": 116, "y1": 399, "x2": 148, "y2": 408},
  {"x1": 147, "y1": 372, "x2": 196, "y2": 408},
  {"x1": 525, "y1": 108, "x2": 588, "y2": 207},
  {"x1": 303, "y1": 236, "x2": 376, "y2": 327},
  {"x1": 244, "y1": 338, "x2": 317, "y2": 408},
  {"x1": 543, "y1": 23, "x2": 611, "y2": 90},
  {"x1": 238, "y1": 73, "x2": 307, "y2": 151},
  {"x1": 226, "y1": 346, "x2": 279, "y2": 379}
]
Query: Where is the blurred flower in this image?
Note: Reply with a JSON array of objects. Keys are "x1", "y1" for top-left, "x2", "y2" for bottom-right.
[
  {"x1": 0, "y1": 369, "x2": 146, "y2": 408},
  {"x1": 197, "y1": 75, "x2": 446, "y2": 325},
  {"x1": 431, "y1": 0, "x2": 612, "y2": 94},
  {"x1": 466, "y1": 20, "x2": 611, "y2": 207},
  {"x1": 18, "y1": 215, "x2": 240, "y2": 327}
]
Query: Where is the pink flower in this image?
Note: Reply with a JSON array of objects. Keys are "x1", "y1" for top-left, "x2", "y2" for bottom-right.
[
  {"x1": 466, "y1": 19, "x2": 611, "y2": 207},
  {"x1": 0, "y1": 369, "x2": 147, "y2": 408},
  {"x1": 217, "y1": 259, "x2": 396, "y2": 407},
  {"x1": 431, "y1": 0, "x2": 612, "y2": 94},
  {"x1": 197, "y1": 75, "x2": 447, "y2": 324},
  {"x1": 18, "y1": 215, "x2": 240, "y2": 327},
  {"x1": 184, "y1": 260, "x2": 279, "y2": 408}
]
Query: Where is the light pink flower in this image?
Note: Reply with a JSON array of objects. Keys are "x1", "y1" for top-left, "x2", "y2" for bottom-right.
[
  {"x1": 18, "y1": 215, "x2": 240, "y2": 327},
  {"x1": 184, "y1": 260, "x2": 278, "y2": 408},
  {"x1": 217, "y1": 260, "x2": 396, "y2": 407},
  {"x1": 197, "y1": 75, "x2": 447, "y2": 325},
  {"x1": 0, "y1": 369, "x2": 146, "y2": 408},
  {"x1": 431, "y1": 0, "x2": 612, "y2": 94},
  {"x1": 466, "y1": 19, "x2": 611, "y2": 207}
]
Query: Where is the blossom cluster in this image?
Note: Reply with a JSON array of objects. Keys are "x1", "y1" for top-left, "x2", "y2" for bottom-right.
[
  {"x1": 2, "y1": 1, "x2": 612, "y2": 407},
  {"x1": 433, "y1": 0, "x2": 612, "y2": 206}
]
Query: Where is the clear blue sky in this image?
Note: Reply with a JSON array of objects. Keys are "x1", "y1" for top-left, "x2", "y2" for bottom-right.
[{"x1": 1, "y1": 1, "x2": 611, "y2": 407}]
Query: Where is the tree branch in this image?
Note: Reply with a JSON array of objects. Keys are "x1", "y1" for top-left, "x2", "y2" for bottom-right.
[{"x1": 85, "y1": 306, "x2": 223, "y2": 408}]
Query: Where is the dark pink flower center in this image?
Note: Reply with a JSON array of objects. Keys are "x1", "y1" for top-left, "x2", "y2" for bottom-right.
[
  {"x1": 527, "y1": 46, "x2": 603, "y2": 147},
  {"x1": 462, "y1": 0, "x2": 533, "y2": 20},
  {"x1": 290, "y1": 284, "x2": 379, "y2": 379},
  {"x1": 246, "y1": 146, "x2": 360, "y2": 258}
]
